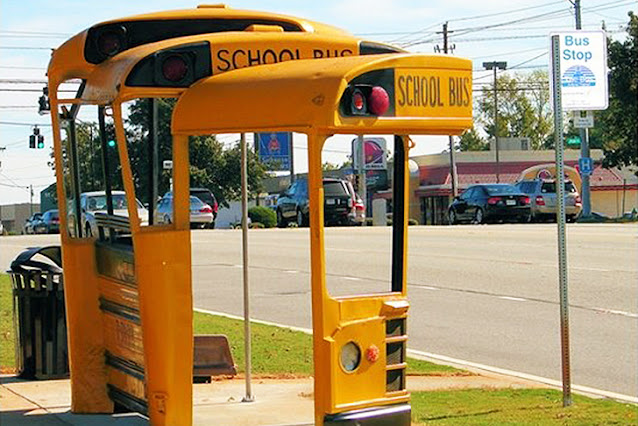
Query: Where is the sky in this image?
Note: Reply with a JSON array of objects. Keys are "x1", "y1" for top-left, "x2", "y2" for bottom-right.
[{"x1": 0, "y1": 0, "x2": 635, "y2": 205}]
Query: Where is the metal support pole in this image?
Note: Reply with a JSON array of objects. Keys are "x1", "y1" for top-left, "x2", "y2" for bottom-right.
[
  {"x1": 29, "y1": 185, "x2": 33, "y2": 215},
  {"x1": 98, "y1": 107, "x2": 114, "y2": 216},
  {"x1": 147, "y1": 98, "x2": 159, "y2": 225},
  {"x1": 68, "y1": 119, "x2": 83, "y2": 238},
  {"x1": 448, "y1": 136, "x2": 458, "y2": 197},
  {"x1": 240, "y1": 133, "x2": 254, "y2": 402},
  {"x1": 357, "y1": 135, "x2": 367, "y2": 225},
  {"x1": 289, "y1": 133, "x2": 295, "y2": 184},
  {"x1": 573, "y1": 0, "x2": 591, "y2": 217},
  {"x1": 493, "y1": 66, "x2": 500, "y2": 183},
  {"x1": 551, "y1": 34, "x2": 572, "y2": 408}
]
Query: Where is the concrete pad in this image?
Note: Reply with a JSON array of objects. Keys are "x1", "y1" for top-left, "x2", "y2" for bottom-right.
[{"x1": 193, "y1": 378, "x2": 314, "y2": 426}]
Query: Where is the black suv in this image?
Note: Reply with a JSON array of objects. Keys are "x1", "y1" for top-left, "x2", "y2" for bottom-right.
[{"x1": 276, "y1": 178, "x2": 354, "y2": 227}]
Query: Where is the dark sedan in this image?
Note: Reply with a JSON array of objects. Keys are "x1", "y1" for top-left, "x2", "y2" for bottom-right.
[
  {"x1": 34, "y1": 210, "x2": 60, "y2": 234},
  {"x1": 448, "y1": 184, "x2": 531, "y2": 224}
]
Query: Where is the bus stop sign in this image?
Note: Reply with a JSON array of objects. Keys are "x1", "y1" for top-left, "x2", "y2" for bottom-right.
[{"x1": 552, "y1": 30, "x2": 608, "y2": 111}]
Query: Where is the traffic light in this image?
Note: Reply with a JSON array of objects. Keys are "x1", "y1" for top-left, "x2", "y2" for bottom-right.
[
  {"x1": 38, "y1": 86, "x2": 50, "y2": 115},
  {"x1": 107, "y1": 139, "x2": 116, "y2": 148},
  {"x1": 29, "y1": 126, "x2": 44, "y2": 149}
]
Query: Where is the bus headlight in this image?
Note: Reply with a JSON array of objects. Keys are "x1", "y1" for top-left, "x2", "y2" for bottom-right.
[{"x1": 340, "y1": 342, "x2": 361, "y2": 372}]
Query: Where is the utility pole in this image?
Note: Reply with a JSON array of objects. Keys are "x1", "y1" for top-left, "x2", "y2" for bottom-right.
[
  {"x1": 483, "y1": 61, "x2": 508, "y2": 183},
  {"x1": 572, "y1": 0, "x2": 592, "y2": 217},
  {"x1": 437, "y1": 22, "x2": 459, "y2": 197},
  {"x1": 29, "y1": 184, "x2": 34, "y2": 215}
]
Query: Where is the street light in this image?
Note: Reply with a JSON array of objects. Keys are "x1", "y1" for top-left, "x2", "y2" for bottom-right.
[{"x1": 483, "y1": 61, "x2": 507, "y2": 183}]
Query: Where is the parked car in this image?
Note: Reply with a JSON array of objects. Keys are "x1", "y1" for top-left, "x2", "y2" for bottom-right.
[
  {"x1": 345, "y1": 180, "x2": 365, "y2": 225},
  {"x1": 189, "y1": 188, "x2": 218, "y2": 229},
  {"x1": 276, "y1": 178, "x2": 355, "y2": 227},
  {"x1": 23, "y1": 213, "x2": 43, "y2": 234},
  {"x1": 70, "y1": 191, "x2": 148, "y2": 237},
  {"x1": 155, "y1": 195, "x2": 215, "y2": 229},
  {"x1": 34, "y1": 209, "x2": 60, "y2": 234},
  {"x1": 448, "y1": 184, "x2": 531, "y2": 224},
  {"x1": 514, "y1": 179, "x2": 582, "y2": 222}
]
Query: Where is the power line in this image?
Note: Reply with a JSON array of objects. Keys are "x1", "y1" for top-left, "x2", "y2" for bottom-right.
[
  {"x1": 0, "y1": 46, "x2": 54, "y2": 50},
  {"x1": 0, "y1": 121, "x2": 52, "y2": 127},
  {"x1": 448, "y1": 1, "x2": 560, "y2": 23}
]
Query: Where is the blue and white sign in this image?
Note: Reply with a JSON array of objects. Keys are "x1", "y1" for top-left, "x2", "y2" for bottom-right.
[
  {"x1": 578, "y1": 157, "x2": 593, "y2": 176},
  {"x1": 552, "y1": 31, "x2": 608, "y2": 111},
  {"x1": 256, "y1": 132, "x2": 291, "y2": 171}
]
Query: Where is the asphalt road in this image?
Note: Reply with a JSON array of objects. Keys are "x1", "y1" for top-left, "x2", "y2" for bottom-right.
[{"x1": 2, "y1": 223, "x2": 636, "y2": 397}]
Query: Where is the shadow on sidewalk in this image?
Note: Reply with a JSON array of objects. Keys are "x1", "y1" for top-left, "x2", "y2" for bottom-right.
[{"x1": 0, "y1": 409, "x2": 148, "y2": 426}]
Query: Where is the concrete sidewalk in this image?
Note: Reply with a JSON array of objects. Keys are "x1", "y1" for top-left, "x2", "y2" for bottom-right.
[{"x1": 0, "y1": 373, "x2": 544, "y2": 426}]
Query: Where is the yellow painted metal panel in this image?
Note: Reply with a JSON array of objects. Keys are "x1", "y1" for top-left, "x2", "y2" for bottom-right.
[
  {"x1": 172, "y1": 54, "x2": 472, "y2": 136},
  {"x1": 133, "y1": 229, "x2": 193, "y2": 426},
  {"x1": 60, "y1": 240, "x2": 113, "y2": 413},
  {"x1": 395, "y1": 69, "x2": 472, "y2": 118}
]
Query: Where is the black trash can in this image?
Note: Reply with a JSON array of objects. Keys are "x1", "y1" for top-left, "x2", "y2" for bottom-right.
[{"x1": 8, "y1": 246, "x2": 69, "y2": 379}]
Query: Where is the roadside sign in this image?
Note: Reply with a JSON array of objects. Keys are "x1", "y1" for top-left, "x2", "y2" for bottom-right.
[
  {"x1": 163, "y1": 160, "x2": 173, "y2": 169},
  {"x1": 573, "y1": 111, "x2": 594, "y2": 128},
  {"x1": 551, "y1": 31, "x2": 608, "y2": 111},
  {"x1": 566, "y1": 136, "x2": 581, "y2": 146},
  {"x1": 578, "y1": 157, "x2": 593, "y2": 176},
  {"x1": 351, "y1": 137, "x2": 387, "y2": 170},
  {"x1": 255, "y1": 132, "x2": 291, "y2": 171}
]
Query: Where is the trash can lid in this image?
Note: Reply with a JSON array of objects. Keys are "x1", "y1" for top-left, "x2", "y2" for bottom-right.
[{"x1": 10, "y1": 246, "x2": 62, "y2": 274}]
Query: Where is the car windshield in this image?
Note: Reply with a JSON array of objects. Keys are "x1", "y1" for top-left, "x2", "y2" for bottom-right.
[
  {"x1": 87, "y1": 194, "x2": 144, "y2": 211},
  {"x1": 323, "y1": 181, "x2": 348, "y2": 196},
  {"x1": 190, "y1": 196, "x2": 205, "y2": 208},
  {"x1": 191, "y1": 190, "x2": 214, "y2": 206},
  {"x1": 484, "y1": 185, "x2": 519, "y2": 195},
  {"x1": 541, "y1": 181, "x2": 577, "y2": 193}
]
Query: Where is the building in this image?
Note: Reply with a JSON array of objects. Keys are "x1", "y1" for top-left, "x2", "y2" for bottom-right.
[
  {"x1": 0, "y1": 203, "x2": 41, "y2": 234},
  {"x1": 412, "y1": 149, "x2": 638, "y2": 224}
]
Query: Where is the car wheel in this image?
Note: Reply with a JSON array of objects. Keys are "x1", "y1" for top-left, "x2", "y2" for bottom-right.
[
  {"x1": 277, "y1": 209, "x2": 287, "y2": 228},
  {"x1": 474, "y1": 208, "x2": 484, "y2": 224},
  {"x1": 164, "y1": 215, "x2": 171, "y2": 224},
  {"x1": 448, "y1": 209, "x2": 457, "y2": 225},
  {"x1": 296, "y1": 210, "x2": 306, "y2": 227}
]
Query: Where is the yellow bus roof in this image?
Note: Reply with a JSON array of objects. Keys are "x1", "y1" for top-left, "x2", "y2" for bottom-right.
[
  {"x1": 47, "y1": 5, "x2": 353, "y2": 88},
  {"x1": 78, "y1": 31, "x2": 381, "y2": 103},
  {"x1": 172, "y1": 54, "x2": 473, "y2": 136}
]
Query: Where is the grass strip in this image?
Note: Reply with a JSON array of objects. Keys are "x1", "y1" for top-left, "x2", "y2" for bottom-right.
[
  {"x1": 0, "y1": 274, "x2": 15, "y2": 371},
  {"x1": 0, "y1": 274, "x2": 461, "y2": 377},
  {"x1": 411, "y1": 388, "x2": 637, "y2": 425}
]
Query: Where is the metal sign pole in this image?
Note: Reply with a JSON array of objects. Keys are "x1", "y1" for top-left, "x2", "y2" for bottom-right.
[
  {"x1": 550, "y1": 34, "x2": 572, "y2": 408},
  {"x1": 240, "y1": 132, "x2": 254, "y2": 402},
  {"x1": 358, "y1": 135, "x2": 367, "y2": 226}
]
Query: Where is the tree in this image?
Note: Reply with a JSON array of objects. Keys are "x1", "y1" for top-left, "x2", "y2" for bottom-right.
[
  {"x1": 598, "y1": 12, "x2": 638, "y2": 173},
  {"x1": 458, "y1": 127, "x2": 488, "y2": 151},
  {"x1": 477, "y1": 72, "x2": 553, "y2": 150},
  {"x1": 126, "y1": 98, "x2": 268, "y2": 206}
]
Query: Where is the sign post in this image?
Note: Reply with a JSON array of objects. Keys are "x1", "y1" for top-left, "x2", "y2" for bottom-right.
[
  {"x1": 550, "y1": 34, "x2": 572, "y2": 408},
  {"x1": 553, "y1": 30, "x2": 608, "y2": 217}
]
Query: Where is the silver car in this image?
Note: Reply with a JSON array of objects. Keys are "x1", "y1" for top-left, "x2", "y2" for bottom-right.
[
  {"x1": 155, "y1": 195, "x2": 214, "y2": 229},
  {"x1": 70, "y1": 191, "x2": 149, "y2": 237},
  {"x1": 514, "y1": 179, "x2": 582, "y2": 222}
]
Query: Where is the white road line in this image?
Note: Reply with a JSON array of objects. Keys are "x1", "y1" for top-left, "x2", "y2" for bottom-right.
[
  {"x1": 342, "y1": 277, "x2": 361, "y2": 281},
  {"x1": 593, "y1": 308, "x2": 638, "y2": 319},
  {"x1": 414, "y1": 285, "x2": 439, "y2": 291},
  {"x1": 193, "y1": 307, "x2": 638, "y2": 405},
  {"x1": 498, "y1": 296, "x2": 527, "y2": 302},
  {"x1": 284, "y1": 270, "x2": 299, "y2": 274},
  {"x1": 407, "y1": 349, "x2": 638, "y2": 405}
]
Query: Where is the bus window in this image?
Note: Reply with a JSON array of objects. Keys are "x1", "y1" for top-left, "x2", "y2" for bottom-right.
[
  {"x1": 122, "y1": 98, "x2": 174, "y2": 228},
  {"x1": 322, "y1": 134, "x2": 403, "y2": 297}
]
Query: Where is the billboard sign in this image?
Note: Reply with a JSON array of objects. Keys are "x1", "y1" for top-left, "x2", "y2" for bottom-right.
[
  {"x1": 352, "y1": 137, "x2": 387, "y2": 170},
  {"x1": 552, "y1": 31, "x2": 608, "y2": 111},
  {"x1": 256, "y1": 132, "x2": 291, "y2": 171}
]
